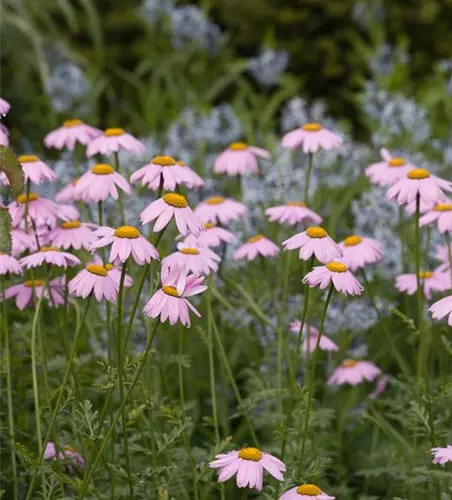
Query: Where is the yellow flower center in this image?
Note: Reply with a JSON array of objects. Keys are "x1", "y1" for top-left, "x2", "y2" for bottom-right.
[
  {"x1": 302, "y1": 123, "x2": 322, "y2": 132},
  {"x1": 434, "y1": 203, "x2": 452, "y2": 212},
  {"x1": 176, "y1": 161, "x2": 186, "y2": 167},
  {"x1": 238, "y1": 447, "x2": 262, "y2": 462},
  {"x1": 114, "y1": 226, "x2": 140, "y2": 239},
  {"x1": 40, "y1": 246, "x2": 60, "y2": 252},
  {"x1": 286, "y1": 202, "x2": 306, "y2": 207},
  {"x1": 63, "y1": 446, "x2": 77, "y2": 453},
  {"x1": 17, "y1": 193, "x2": 39, "y2": 203},
  {"x1": 25, "y1": 280, "x2": 44, "y2": 287},
  {"x1": 19, "y1": 155, "x2": 39, "y2": 163},
  {"x1": 180, "y1": 247, "x2": 200, "y2": 255},
  {"x1": 343, "y1": 359, "x2": 358, "y2": 368},
  {"x1": 388, "y1": 157, "x2": 406, "y2": 167},
  {"x1": 104, "y1": 128, "x2": 125, "y2": 137},
  {"x1": 152, "y1": 155, "x2": 176, "y2": 166},
  {"x1": 407, "y1": 168, "x2": 430, "y2": 180},
  {"x1": 247, "y1": 234, "x2": 264, "y2": 244},
  {"x1": 204, "y1": 222, "x2": 215, "y2": 229},
  {"x1": 419, "y1": 271, "x2": 433, "y2": 279},
  {"x1": 91, "y1": 164, "x2": 115, "y2": 175},
  {"x1": 229, "y1": 142, "x2": 248, "y2": 151},
  {"x1": 104, "y1": 264, "x2": 114, "y2": 271},
  {"x1": 205, "y1": 196, "x2": 225, "y2": 205},
  {"x1": 163, "y1": 193, "x2": 188, "y2": 208},
  {"x1": 63, "y1": 119, "x2": 82, "y2": 128},
  {"x1": 60, "y1": 220, "x2": 81, "y2": 229},
  {"x1": 162, "y1": 285, "x2": 179, "y2": 297},
  {"x1": 71, "y1": 178, "x2": 78, "y2": 186},
  {"x1": 86, "y1": 264, "x2": 108, "y2": 277},
  {"x1": 326, "y1": 261, "x2": 348, "y2": 273},
  {"x1": 343, "y1": 235, "x2": 362, "y2": 247},
  {"x1": 296, "y1": 484, "x2": 322, "y2": 496},
  {"x1": 306, "y1": 226, "x2": 327, "y2": 238}
]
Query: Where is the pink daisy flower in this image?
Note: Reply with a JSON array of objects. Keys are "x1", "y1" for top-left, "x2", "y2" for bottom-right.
[
  {"x1": 162, "y1": 243, "x2": 220, "y2": 276},
  {"x1": 233, "y1": 234, "x2": 280, "y2": 261},
  {"x1": 44, "y1": 442, "x2": 84, "y2": 470},
  {"x1": 283, "y1": 226, "x2": 342, "y2": 263},
  {"x1": 57, "y1": 204, "x2": 80, "y2": 223},
  {"x1": 328, "y1": 360, "x2": 381, "y2": 386},
  {"x1": 209, "y1": 447, "x2": 286, "y2": 491},
  {"x1": 74, "y1": 164, "x2": 131, "y2": 203},
  {"x1": 289, "y1": 323, "x2": 339, "y2": 354},
  {"x1": 281, "y1": 123, "x2": 342, "y2": 153},
  {"x1": 183, "y1": 223, "x2": 236, "y2": 249},
  {"x1": 435, "y1": 244, "x2": 452, "y2": 272},
  {"x1": 429, "y1": 294, "x2": 452, "y2": 326},
  {"x1": 47, "y1": 220, "x2": 97, "y2": 250},
  {"x1": 2, "y1": 278, "x2": 64, "y2": 310},
  {"x1": 0, "y1": 97, "x2": 11, "y2": 116},
  {"x1": 20, "y1": 246, "x2": 81, "y2": 270},
  {"x1": 11, "y1": 227, "x2": 38, "y2": 255},
  {"x1": 368, "y1": 376, "x2": 389, "y2": 400},
  {"x1": 279, "y1": 484, "x2": 335, "y2": 500},
  {"x1": 395, "y1": 271, "x2": 448, "y2": 300},
  {"x1": 86, "y1": 128, "x2": 145, "y2": 157},
  {"x1": 140, "y1": 193, "x2": 204, "y2": 237},
  {"x1": 365, "y1": 148, "x2": 414, "y2": 187},
  {"x1": 404, "y1": 198, "x2": 436, "y2": 216},
  {"x1": 214, "y1": 142, "x2": 270, "y2": 176},
  {"x1": 387, "y1": 168, "x2": 452, "y2": 206},
  {"x1": 143, "y1": 267, "x2": 207, "y2": 327},
  {"x1": 432, "y1": 445, "x2": 452, "y2": 465},
  {"x1": 44, "y1": 119, "x2": 102, "y2": 151},
  {"x1": 69, "y1": 264, "x2": 119, "y2": 303},
  {"x1": 338, "y1": 235, "x2": 383, "y2": 271},
  {"x1": 303, "y1": 261, "x2": 363, "y2": 296},
  {"x1": 9, "y1": 193, "x2": 58, "y2": 227},
  {"x1": 265, "y1": 202, "x2": 322, "y2": 226},
  {"x1": 175, "y1": 160, "x2": 205, "y2": 189},
  {"x1": 18, "y1": 155, "x2": 56, "y2": 185},
  {"x1": 194, "y1": 196, "x2": 247, "y2": 225},
  {"x1": 90, "y1": 255, "x2": 133, "y2": 288},
  {"x1": 89, "y1": 225, "x2": 159, "y2": 265},
  {"x1": 0, "y1": 125, "x2": 8, "y2": 147},
  {"x1": 0, "y1": 172, "x2": 9, "y2": 186},
  {"x1": 55, "y1": 179, "x2": 79, "y2": 203},
  {"x1": 0, "y1": 253, "x2": 23, "y2": 276},
  {"x1": 419, "y1": 202, "x2": 452, "y2": 233}
]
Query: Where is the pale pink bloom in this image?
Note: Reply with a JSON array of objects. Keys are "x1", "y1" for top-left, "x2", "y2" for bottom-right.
[
  {"x1": 44, "y1": 119, "x2": 101, "y2": 150},
  {"x1": 435, "y1": 244, "x2": 452, "y2": 272},
  {"x1": 2, "y1": 278, "x2": 64, "y2": 309},
  {"x1": 69, "y1": 264, "x2": 119, "y2": 303},
  {"x1": 140, "y1": 193, "x2": 204, "y2": 237},
  {"x1": 90, "y1": 255, "x2": 133, "y2": 288},
  {"x1": 175, "y1": 160, "x2": 205, "y2": 189},
  {"x1": 47, "y1": 220, "x2": 97, "y2": 250},
  {"x1": 0, "y1": 172, "x2": 8, "y2": 186},
  {"x1": 386, "y1": 168, "x2": 452, "y2": 206},
  {"x1": 209, "y1": 447, "x2": 286, "y2": 491},
  {"x1": 395, "y1": 271, "x2": 448, "y2": 300},
  {"x1": 11, "y1": 228, "x2": 38, "y2": 255},
  {"x1": 18, "y1": 155, "x2": 56, "y2": 184},
  {"x1": 328, "y1": 360, "x2": 381, "y2": 386},
  {"x1": 214, "y1": 142, "x2": 270, "y2": 176},
  {"x1": 0, "y1": 124, "x2": 9, "y2": 147},
  {"x1": 365, "y1": 148, "x2": 414, "y2": 186},
  {"x1": 233, "y1": 235, "x2": 280, "y2": 261},
  {"x1": 183, "y1": 223, "x2": 236, "y2": 248},
  {"x1": 404, "y1": 198, "x2": 436, "y2": 216},
  {"x1": 89, "y1": 226, "x2": 159, "y2": 265},
  {"x1": 162, "y1": 243, "x2": 220, "y2": 276},
  {"x1": 297, "y1": 324, "x2": 339, "y2": 354},
  {"x1": 74, "y1": 164, "x2": 131, "y2": 203},
  {"x1": 432, "y1": 445, "x2": 452, "y2": 465},
  {"x1": 55, "y1": 179, "x2": 79, "y2": 203},
  {"x1": 194, "y1": 196, "x2": 247, "y2": 225},
  {"x1": 44, "y1": 442, "x2": 84, "y2": 469},
  {"x1": 303, "y1": 261, "x2": 363, "y2": 296},
  {"x1": 20, "y1": 247, "x2": 80, "y2": 270},
  {"x1": 338, "y1": 235, "x2": 383, "y2": 271},
  {"x1": 430, "y1": 294, "x2": 452, "y2": 326},
  {"x1": 283, "y1": 226, "x2": 342, "y2": 263},
  {"x1": 0, "y1": 97, "x2": 11, "y2": 116},
  {"x1": 57, "y1": 204, "x2": 80, "y2": 222},
  {"x1": 86, "y1": 128, "x2": 145, "y2": 157},
  {"x1": 419, "y1": 202, "x2": 452, "y2": 233},
  {"x1": 281, "y1": 123, "x2": 342, "y2": 153},
  {"x1": 0, "y1": 253, "x2": 23, "y2": 275},
  {"x1": 368, "y1": 376, "x2": 388, "y2": 400},
  {"x1": 143, "y1": 266, "x2": 207, "y2": 327},
  {"x1": 266, "y1": 202, "x2": 322, "y2": 226},
  {"x1": 9, "y1": 193, "x2": 58, "y2": 227},
  {"x1": 279, "y1": 484, "x2": 335, "y2": 500}
]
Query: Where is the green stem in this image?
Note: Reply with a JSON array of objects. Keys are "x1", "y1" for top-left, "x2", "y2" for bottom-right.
[
  {"x1": 304, "y1": 153, "x2": 314, "y2": 205},
  {"x1": 415, "y1": 194, "x2": 425, "y2": 391}
]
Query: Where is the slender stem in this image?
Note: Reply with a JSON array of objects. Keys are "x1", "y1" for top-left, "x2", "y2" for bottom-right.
[
  {"x1": 414, "y1": 194, "x2": 425, "y2": 391},
  {"x1": 304, "y1": 153, "x2": 314, "y2": 205},
  {"x1": 97, "y1": 201, "x2": 103, "y2": 227},
  {"x1": 1, "y1": 278, "x2": 18, "y2": 500}
]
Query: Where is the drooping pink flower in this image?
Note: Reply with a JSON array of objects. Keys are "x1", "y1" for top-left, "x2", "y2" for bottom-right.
[
  {"x1": 233, "y1": 235, "x2": 280, "y2": 261},
  {"x1": 0, "y1": 125, "x2": 8, "y2": 146},
  {"x1": 432, "y1": 445, "x2": 452, "y2": 465},
  {"x1": 395, "y1": 271, "x2": 448, "y2": 300},
  {"x1": 368, "y1": 376, "x2": 388, "y2": 400},
  {"x1": 209, "y1": 447, "x2": 285, "y2": 491},
  {"x1": 328, "y1": 360, "x2": 381, "y2": 386},
  {"x1": 0, "y1": 172, "x2": 8, "y2": 186},
  {"x1": 214, "y1": 142, "x2": 270, "y2": 176},
  {"x1": 44, "y1": 119, "x2": 102, "y2": 151},
  {"x1": 11, "y1": 227, "x2": 39, "y2": 255},
  {"x1": 429, "y1": 294, "x2": 452, "y2": 326},
  {"x1": 17, "y1": 155, "x2": 56, "y2": 185},
  {"x1": 279, "y1": 484, "x2": 335, "y2": 500},
  {"x1": 435, "y1": 244, "x2": 452, "y2": 272},
  {"x1": 47, "y1": 220, "x2": 97, "y2": 250},
  {"x1": 90, "y1": 255, "x2": 133, "y2": 288},
  {"x1": 55, "y1": 179, "x2": 79, "y2": 203},
  {"x1": 338, "y1": 235, "x2": 383, "y2": 271},
  {"x1": 86, "y1": 128, "x2": 145, "y2": 157},
  {"x1": 162, "y1": 243, "x2": 220, "y2": 276},
  {"x1": 281, "y1": 123, "x2": 342, "y2": 153},
  {"x1": 44, "y1": 442, "x2": 84, "y2": 470},
  {"x1": 56, "y1": 204, "x2": 80, "y2": 223},
  {"x1": 74, "y1": 164, "x2": 131, "y2": 203},
  {"x1": 20, "y1": 246, "x2": 81, "y2": 270},
  {"x1": 404, "y1": 198, "x2": 436, "y2": 216},
  {"x1": 0, "y1": 97, "x2": 11, "y2": 116},
  {"x1": 69, "y1": 264, "x2": 119, "y2": 302},
  {"x1": 140, "y1": 193, "x2": 204, "y2": 237},
  {"x1": 2, "y1": 278, "x2": 64, "y2": 309},
  {"x1": 143, "y1": 267, "x2": 207, "y2": 327},
  {"x1": 283, "y1": 227, "x2": 342, "y2": 263},
  {"x1": 265, "y1": 202, "x2": 322, "y2": 226},
  {"x1": 175, "y1": 160, "x2": 205, "y2": 189},
  {"x1": 365, "y1": 149, "x2": 414, "y2": 187},
  {"x1": 0, "y1": 253, "x2": 23, "y2": 275},
  {"x1": 89, "y1": 226, "x2": 159, "y2": 265},
  {"x1": 194, "y1": 196, "x2": 247, "y2": 225},
  {"x1": 289, "y1": 323, "x2": 339, "y2": 354},
  {"x1": 387, "y1": 168, "x2": 452, "y2": 206},
  {"x1": 183, "y1": 223, "x2": 236, "y2": 249},
  {"x1": 419, "y1": 202, "x2": 452, "y2": 233},
  {"x1": 303, "y1": 261, "x2": 363, "y2": 296},
  {"x1": 9, "y1": 193, "x2": 58, "y2": 227}
]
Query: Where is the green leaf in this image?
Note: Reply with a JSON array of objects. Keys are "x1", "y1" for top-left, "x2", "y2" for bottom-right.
[
  {"x1": 0, "y1": 146, "x2": 24, "y2": 198},
  {"x1": 0, "y1": 206, "x2": 12, "y2": 254}
]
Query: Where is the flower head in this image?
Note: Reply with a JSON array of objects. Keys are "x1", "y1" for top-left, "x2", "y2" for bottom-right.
[
  {"x1": 17, "y1": 155, "x2": 56, "y2": 185},
  {"x1": 44, "y1": 119, "x2": 102, "y2": 151},
  {"x1": 281, "y1": 123, "x2": 342, "y2": 153},
  {"x1": 162, "y1": 243, "x2": 220, "y2": 276},
  {"x1": 368, "y1": 376, "x2": 388, "y2": 400},
  {"x1": 365, "y1": 148, "x2": 415, "y2": 187},
  {"x1": 0, "y1": 124, "x2": 8, "y2": 147},
  {"x1": 20, "y1": 247, "x2": 80, "y2": 270},
  {"x1": 56, "y1": 179, "x2": 79, "y2": 203},
  {"x1": 44, "y1": 442, "x2": 84, "y2": 470},
  {"x1": 194, "y1": 196, "x2": 247, "y2": 225},
  {"x1": 279, "y1": 484, "x2": 335, "y2": 500},
  {"x1": 328, "y1": 360, "x2": 381, "y2": 386},
  {"x1": 11, "y1": 227, "x2": 38, "y2": 255},
  {"x1": 289, "y1": 322, "x2": 338, "y2": 354},
  {"x1": 338, "y1": 235, "x2": 383, "y2": 271},
  {"x1": 74, "y1": 164, "x2": 131, "y2": 203},
  {"x1": 432, "y1": 445, "x2": 452, "y2": 465},
  {"x1": 9, "y1": 193, "x2": 58, "y2": 227},
  {"x1": 48, "y1": 220, "x2": 97, "y2": 250},
  {"x1": 420, "y1": 202, "x2": 452, "y2": 233},
  {"x1": 0, "y1": 97, "x2": 11, "y2": 116},
  {"x1": 283, "y1": 226, "x2": 342, "y2": 263},
  {"x1": 429, "y1": 294, "x2": 452, "y2": 326},
  {"x1": 265, "y1": 202, "x2": 322, "y2": 226},
  {"x1": 69, "y1": 264, "x2": 119, "y2": 302},
  {"x1": 214, "y1": 142, "x2": 270, "y2": 176},
  {"x1": 2, "y1": 278, "x2": 64, "y2": 309},
  {"x1": 233, "y1": 234, "x2": 280, "y2": 261},
  {"x1": 303, "y1": 261, "x2": 363, "y2": 296},
  {"x1": 183, "y1": 223, "x2": 236, "y2": 248},
  {"x1": 86, "y1": 128, "x2": 145, "y2": 157},
  {"x1": 0, "y1": 253, "x2": 23, "y2": 276},
  {"x1": 395, "y1": 271, "x2": 448, "y2": 300}
]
